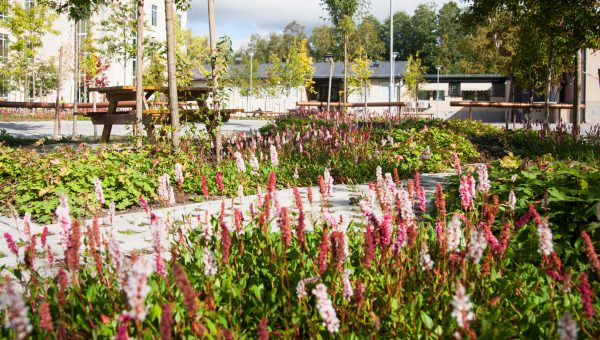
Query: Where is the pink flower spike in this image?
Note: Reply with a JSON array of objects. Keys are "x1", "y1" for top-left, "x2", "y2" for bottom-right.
[
  {"x1": 174, "y1": 163, "x2": 184, "y2": 186},
  {"x1": 139, "y1": 195, "x2": 150, "y2": 216},
  {"x1": 3, "y1": 233, "x2": 18, "y2": 256},
  {"x1": 23, "y1": 212, "x2": 31, "y2": 239},
  {"x1": 216, "y1": 171, "x2": 224, "y2": 192},
  {"x1": 41, "y1": 226, "x2": 48, "y2": 247},
  {"x1": 93, "y1": 177, "x2": 105, "y2": 204}
]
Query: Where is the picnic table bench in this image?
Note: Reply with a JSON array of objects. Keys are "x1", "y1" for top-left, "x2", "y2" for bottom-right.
[{"x1": 87, "y1": 86, "x2": 241, "y2": 142}]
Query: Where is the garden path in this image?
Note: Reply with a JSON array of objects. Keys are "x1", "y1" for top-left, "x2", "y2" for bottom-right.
[
  {"x1": 0, "y1": 172, "x2": 452, "y2": 270},
  {"x1": 0, "y1": 119, "x2": 272, "y2": 139}
]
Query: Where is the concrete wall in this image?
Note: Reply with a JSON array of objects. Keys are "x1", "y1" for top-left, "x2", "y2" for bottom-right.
[{"x1": 585, "y1": 49, "x2": 600, "y2": 124}]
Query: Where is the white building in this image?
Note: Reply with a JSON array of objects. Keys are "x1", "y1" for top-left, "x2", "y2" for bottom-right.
[
  {"x1": 194, "y1": 53, "x2": 600, "y2": 124},
  {"x1": 0, "y1": 0, "x2": 186, "y2": 102},
  {"x1": 584, "y1": 49, "x2": 600, "y2": 124},
  {"x1": 193, "y1": 61, "x2": 510, "y2": 120}
]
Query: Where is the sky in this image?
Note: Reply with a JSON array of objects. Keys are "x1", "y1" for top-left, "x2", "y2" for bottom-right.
[{"x1": 187, "y1": 0, "x2": 450, "y2": 50}]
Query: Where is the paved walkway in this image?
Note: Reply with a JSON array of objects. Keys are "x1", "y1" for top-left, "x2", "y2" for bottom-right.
[
  {"x1": 0, "y1": 172, "x2": 452, "y2": 269},
  {"x1": 0, "y1": 119, "x2": 272, "y2": 139}
]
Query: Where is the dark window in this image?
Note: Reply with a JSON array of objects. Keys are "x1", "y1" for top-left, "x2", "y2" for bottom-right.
[
  {"x1": 436, "y1": 90, "x2": 445, "y2": 100},
  {"x1": 448, "y1": 82, "x2": 461, "y2": 97},
  {"x1": 0, "y1": 33, "x2": 7, "y2": 59},
  {"x1": 461, "y1": 90, "x2": 490, "y2": 101},
  {"x1": 418, "y1": 90, "x2": 445, "y2": 101},
  {"x1": 417, "y1": 90, "x2": 429, "y2": 100},
  {"x1": 491, "y1": 83, "x2": 505, "y2": 97},
  {"x1": 25, "y1": 0, "x2": 35, "y2": 9},
  {"x1": 151, "y1": 5, "x2": 157, "y2": 26}
]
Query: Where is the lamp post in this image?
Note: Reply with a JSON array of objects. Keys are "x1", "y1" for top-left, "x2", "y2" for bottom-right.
[
  {"x1": 392, "y1": 51, "x2": 399, "y2": 114},
  {"x1": 249, "y1": 51, "x2": 254, "y2": 111},
  {"x1": 325, "y1": 53, "x2": 334, "y2": 112},
  {"x1": 435, "y1": 65, "x2": 442, "y2": 118}
]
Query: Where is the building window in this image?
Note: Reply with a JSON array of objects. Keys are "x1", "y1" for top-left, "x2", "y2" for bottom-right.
[
  {"x1": 491, "y1": 83, "x2": 505, "y2": 97},
  {"x1": 417, "y1": 90, "x2": 445, "y2": 101},
  {"x1": 151, "y1": 5, "x2": 157, "y2": 26},
  {"x1": 0, "y1": 0, "x2": 7, "y2": 20},
  {"x1": 448, "y1": 82, "x2": 461, "y2": 97},
  {"x1": 177, "y1": 14, "x2": 181, "y2": 28},
  {"x1": 462, "y1": 90, "x2": 490, "y2": 101},
  {"x1": 132, "y1": 59, "x2": 136, "y2": 80},
  {"x1": 0, "y1": 33, "x2": 7, "y2": 59},
  {"x1": 25, "y1": 0, "x2": 35, "y2": 9}
]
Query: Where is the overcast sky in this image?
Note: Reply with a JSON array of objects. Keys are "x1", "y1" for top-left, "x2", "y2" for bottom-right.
[{"x1": 188, "y1": 0, "x2": 450, "y2": 50}]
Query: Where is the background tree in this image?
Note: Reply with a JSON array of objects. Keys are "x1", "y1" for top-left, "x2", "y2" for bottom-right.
[
  {"x1": 432, "y1": 1, "x2": 464, "y2": 74},
  {"x1": 284, "y1": 38, "x2": 315, "y2": 99},
  {"x1": 403, "y1": 53, "x2": 426, "y2": 106},
  {"x1": 320, "y1": 0, "x2": 370, "y2": 109},
  {"x1": 465, "y1": 0, "x2": 600, "y2": 129},
  {"x1": 0, "y1": 1, "x2": 58, "y2": 100},
  {"x1": 353, "y1": 15, "x2": 385, "y2": 60},
  {"x1": 309, "y1": 25, "x2": 339, "y2": 61},
  {"x1": 143, "y1": 41, "x2": 167, "y2": 86},
  {"x1": 175, "y1": 24, "x2": 210, "y2": 86},
  {"x1": 98, "y1": 0, "x2": 139, "y2": 85},
  {"x1": 241, "y1": 21, "x2": 306, "y2": 63},
  {"x1": 348, "y1": 47, "x2": 373, "y2": 112},
  {"x1": 265, "y1": 53, "x2": 285, "y2": 97}
]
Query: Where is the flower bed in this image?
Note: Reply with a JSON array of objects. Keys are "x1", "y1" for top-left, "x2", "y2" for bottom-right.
[{"x1": 0, "y1": 160, "x2": 599, "y2": 338}]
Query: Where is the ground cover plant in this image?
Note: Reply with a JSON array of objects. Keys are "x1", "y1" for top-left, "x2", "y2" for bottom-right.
[
  {"x1": 0, "y1": 118, "x2": 483, "y2": 222},
  {"x1": 0, "y1": 158, "x2": 599, "y2": 338}
]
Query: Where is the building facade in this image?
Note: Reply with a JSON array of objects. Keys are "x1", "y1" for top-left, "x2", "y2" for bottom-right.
[
  {"x1": 194, "y1": 51, "x2": 600, "y2": 124},
  {"x1": 0, "y1": 0, "x2": 186, "y2": 103}
]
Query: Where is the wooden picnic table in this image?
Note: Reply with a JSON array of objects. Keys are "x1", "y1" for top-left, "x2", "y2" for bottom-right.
[{"x1": 88, "y1": 86, "x2": 211, "y2": 142}]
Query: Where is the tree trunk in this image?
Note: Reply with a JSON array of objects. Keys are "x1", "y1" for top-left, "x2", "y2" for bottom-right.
[
  {"x1": 72, "y1": 20, "x2": 79, "y2": 138},
  {"x1": 208, "y1": 0, "x2": 221, "y2": 162},
  {"x1": 135, "y1": 0, "x2": 144, "y2": 147},
  {"x1": 543, "y1": 34, "x2": 554, "y2": 131},
  {"x1": 364, "y1": 81, "x2": 367, "y2": 115},
  {"x1": 573, "y1": 49, "x2": 582, "y2": 137},
  {"x1": 343, "y1": 33, "x2": 348, "y2": 114},
  {"x1": 165, "y1": 0, "x2": 180, "y2": 148},
  {"x1": 54, "y1": 46, "x2": 63, "y2": 140}
]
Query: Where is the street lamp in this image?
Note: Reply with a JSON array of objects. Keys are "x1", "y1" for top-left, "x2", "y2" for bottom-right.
[
  {"x1": 249, "y1": 51, "x2": 254, "y2": 111},
  {"x1": 435, "y1": 65, "x2": 442, "y2": 118},
  {"x1": 325, "y1": 53, "x2": 334, "y2": 112},
  {"x1": 392, "y1": 51, "x2": 399, "y2": 114}
]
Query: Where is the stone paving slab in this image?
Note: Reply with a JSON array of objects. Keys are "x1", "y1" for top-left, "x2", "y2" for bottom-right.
[
  {"x1": 0, "y1": 119, "x2": 271, "y2": 139},
  {"x1": 0, "y1": 172, "x2": 453, "y2": 270}
]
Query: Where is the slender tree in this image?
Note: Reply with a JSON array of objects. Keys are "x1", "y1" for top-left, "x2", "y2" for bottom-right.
[
  {"x1": 320, "y1": 0, "x2": 369, "y2": 111},
  {"x1": 164, "y1": 0, "x2": 180, "y2": 147}
]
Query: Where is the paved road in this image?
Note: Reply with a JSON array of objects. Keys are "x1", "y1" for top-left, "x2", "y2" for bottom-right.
[{"x1": 0, "y1": 119, "x2": 272, "y2": 139}]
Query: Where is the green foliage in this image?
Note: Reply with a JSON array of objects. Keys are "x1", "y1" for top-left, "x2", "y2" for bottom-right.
[
  {"x1": 348, "y1": 47, "x2": 373, "y2": 99},
  {"x1": 242, "y1": 21, "x2": 306, "y2": 64},
  {"x1": 1, "y1": 162, "x2": 599, "y2": 338},
  {"x1": 0, "y1": 1, "x2": 58, "y2": 98},
  {"x1": 464, "y1": 0, "x2": 600, "y2": 94},
  {"x1": 175, "y1": 24, "x2": 210, "y2": 87},
  {"x1": 403, "y1": 54, "x2": 427, "y2": 103},
  {"x1": 285, "y1": 38, "x2": 315, "y2": 94}
]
